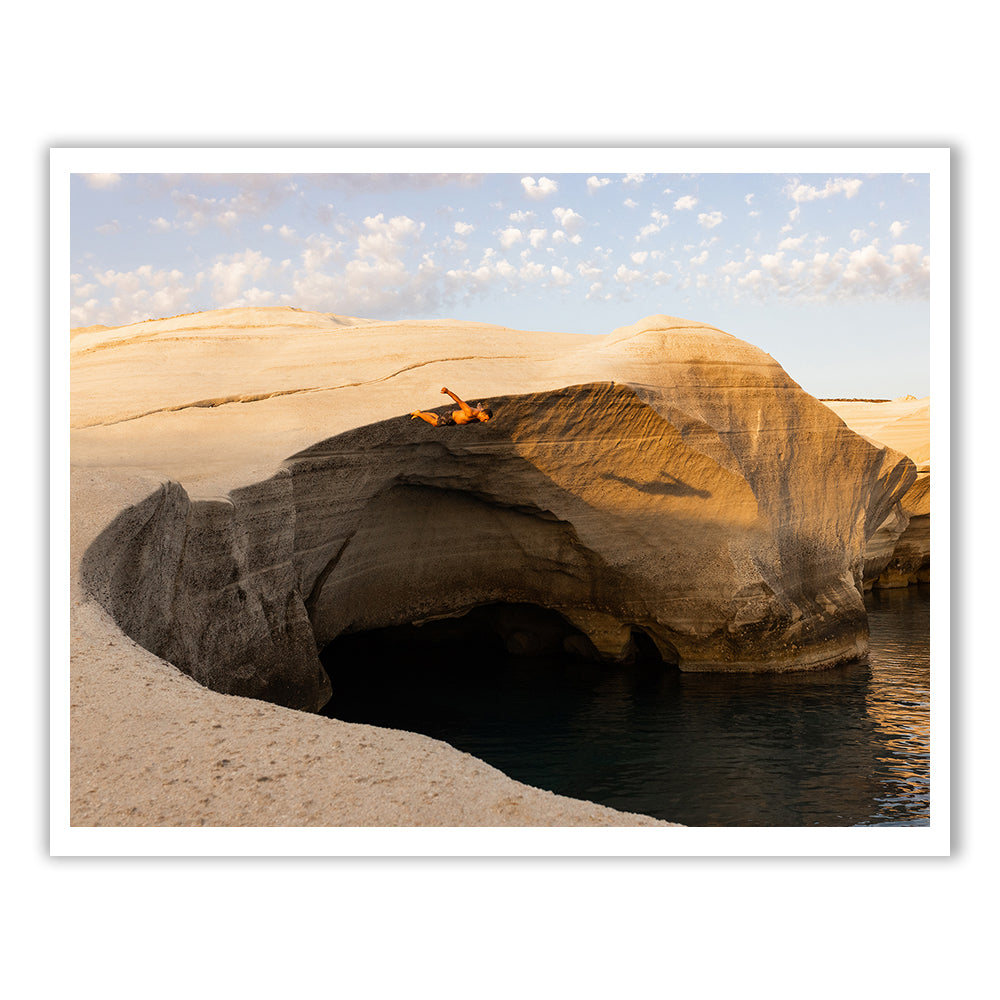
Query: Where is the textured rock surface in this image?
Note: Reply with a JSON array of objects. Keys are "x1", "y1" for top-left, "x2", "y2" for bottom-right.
[
  {"x1": 825, "y1": 397, "x2": 931, "y2": 588},
  {"x1": 78, "y1": 310, "x2": 916, "y2": 713}
]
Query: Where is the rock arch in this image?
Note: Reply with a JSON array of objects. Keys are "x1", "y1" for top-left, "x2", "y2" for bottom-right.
[{"x1": 81, "y1": 382, "x2": 915, "y2": 712}]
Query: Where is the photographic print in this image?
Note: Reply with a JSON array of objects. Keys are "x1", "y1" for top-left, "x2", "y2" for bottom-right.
[{"x1": 55, "y1": 149, "x2": 948, "y2": 855}]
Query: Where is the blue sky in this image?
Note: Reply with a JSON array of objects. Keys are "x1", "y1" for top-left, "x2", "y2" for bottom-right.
[{"x1": 69, "y1": 167, "x2": 934, "y2": 398}]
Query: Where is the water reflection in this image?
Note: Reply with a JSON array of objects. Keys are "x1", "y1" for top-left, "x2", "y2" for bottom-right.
[{"x1": 321, "y1": 586, "x2": 930, "y2": 827}]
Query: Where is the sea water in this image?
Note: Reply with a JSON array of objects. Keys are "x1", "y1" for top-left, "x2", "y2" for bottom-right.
[{"x1": 321, "y1": 585, "x2": 931, "y2": 827}]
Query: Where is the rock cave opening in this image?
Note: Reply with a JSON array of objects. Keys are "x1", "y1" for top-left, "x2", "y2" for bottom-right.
[{"x1": 318, "y1": 601, "x2": 677, "y2": 738}]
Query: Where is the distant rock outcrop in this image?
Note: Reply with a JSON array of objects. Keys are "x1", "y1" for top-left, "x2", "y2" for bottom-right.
[
  {"x1": 822, "y1": 396, "x2": 930, "y2": 589},
  {"x1": 80, "y1": 314, "x2": 916, "y2": 711}
]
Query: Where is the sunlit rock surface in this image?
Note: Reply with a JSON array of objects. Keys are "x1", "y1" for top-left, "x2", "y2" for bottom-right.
[
  {"x1": 824, "y1": 396, "x2": 931, "y2": 589},
  {"x1": 77, "y1": 309, "x2": 916, "y2": 710}
]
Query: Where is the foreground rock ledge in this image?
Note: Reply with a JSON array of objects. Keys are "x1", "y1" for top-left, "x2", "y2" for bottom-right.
[{"x1": 82, "y1": 369, "x2": 915, "y2": 713}]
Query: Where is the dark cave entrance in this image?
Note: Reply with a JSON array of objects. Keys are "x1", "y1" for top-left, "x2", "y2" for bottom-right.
[{"x1": 317, "y1": 602, "x2": 673, "y2": 737}]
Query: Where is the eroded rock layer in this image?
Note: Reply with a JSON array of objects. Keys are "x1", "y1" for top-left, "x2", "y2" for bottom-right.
[{"x1": 82, "y1": 341, "x2": 916, "y2": 710}]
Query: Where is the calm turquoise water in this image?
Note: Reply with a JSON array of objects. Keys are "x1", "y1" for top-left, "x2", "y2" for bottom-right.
[{"x1": 321, "y1": 585, "x2": 930, "y2": 826}]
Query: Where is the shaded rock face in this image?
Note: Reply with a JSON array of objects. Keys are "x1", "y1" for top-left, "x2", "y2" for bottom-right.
[
  {"x1": 869, "y1": 474, "x2": 930, "y2": 588},
  {"x1": 82, "y1": 378, "x2": 916, "y2": 712}
]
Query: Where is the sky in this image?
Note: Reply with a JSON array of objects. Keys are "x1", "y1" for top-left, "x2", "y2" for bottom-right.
[{"x1": 69, "y1": 167, "x2": 934, "y2": 398}]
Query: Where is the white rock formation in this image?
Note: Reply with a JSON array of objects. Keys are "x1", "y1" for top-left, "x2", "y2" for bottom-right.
[{"x1": 76, "y1": 310, "x2": 916, "y2": 711}]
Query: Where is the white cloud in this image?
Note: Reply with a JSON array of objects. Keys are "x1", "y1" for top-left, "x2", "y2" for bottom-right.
[
  {"x1": 552, "y1": 206, "x2": 585, "y2": 234},
  {"x1": 74, "y1": 264, "x2": 193, "y2": 326},
  {"x1": 778, "y1": 235, "x2": 806, "y2": 250},
  {"x1": 850, "y1": 228, "x2": 867, "y2": 244},
  {"x1": 631, "y1": 251, "x2": 649, "y2": 264},
  {"x1": 454, "y1": 221, "x2": 475, "y2": 235},
  {"x1": 635, "y1": 209, "x2": 668, "y2": 242},
  {"x1": 745, "y1": 193, "x2": 755, "y2": 206},
  {"x1": 623, "y1": 174, "x2": 646, "y2": 186},
  {"x1": 202, "y1": 249, "x2": 273, "y2": 306},
  {"x1": 357, "y1": 214, "x2": 424, "y2": 262},
  {"x1": 150, "y1": 217, "x2": 172, "y2": 232},
  {"x1": 698, "y1": 211, "x2": 724, "y2": 229},
  {"x1": 786, "y1": 177, "x2": 863, "y2": 203},
  {"x1": 83, "y1": 173, "x2": 121, "y2": 190},
  {"x1": 95, "y1": 220, "x2": 121, "y2": 235},
  {"x1": 528, "y1": 228, "x2": 548, "y2": 248},
  {"x1": 587, "y1": 176, "x2": 611, "y2": 193},
  {"x1": 498, "y1": 227, "x2": 524, "y2": 249},
  {"x1": 279, "y1": 224, "x2": 296, "y2": 239},
  {"x1": 624, "y1": 198, "x2": 638, "y2": 209},
  {"x1": 549, "y1": 265, "x2": 573, "y2": 287},
  {"x1": 690, "y1": 250, "x2": 709, "y2": 265},
  {"x1": 889, "y1": 220, "x2": 909, "y2": 239},
  {"x1": 615, "y1": 263, "x2": 644, "y2": 284},
  {"x1": 728, "y1": 239, "x2": 929, "y2": 303},
  {"x1": 674, "y1": 195, "x2": 698, "y2": 210},
  {"x1": 521, "y1": 176, "x2": 558, "y2": 200}
]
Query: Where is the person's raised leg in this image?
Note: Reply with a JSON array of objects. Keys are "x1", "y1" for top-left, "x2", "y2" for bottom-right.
[{"x1": 411, "y1": 410, "x2": 440, "y2": 426}]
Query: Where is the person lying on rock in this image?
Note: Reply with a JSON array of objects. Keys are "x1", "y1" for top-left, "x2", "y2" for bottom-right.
[{"x1": 411, "y1": 387, "x2": 493, "y2": 426}]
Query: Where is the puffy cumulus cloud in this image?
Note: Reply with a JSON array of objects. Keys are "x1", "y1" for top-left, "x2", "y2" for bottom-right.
[
  {"x1": 73, "y1": 264, "x2": 193, "y2": 326},
  {"x1": 728, "y1": 240, "x2": 929, "y2": 302},
  {"x1": 631, "y1": 251, "x2": 649, "y2": 264},
  {"x1": 95, "y1": 220, "x2": 121, "y2": 235},
  {"x1": 624, "y1": 198, "x2": 638, "y2": 209},
  {"x1": 357, "y1": 213, "x2": 424, "y2": 262},
  {"x1": 690, "y1": 250, "x2": 709, "y2": 265},
  {"x1": 635, "y1": 209, "x2": 668, "y2": 241},
  {"x1": 587, "y1": 176, "x2": 611, "y2": 193},
  {"x1": 890, "y1": 220, "x2": 909, "y2": 238},
  {"x1": 150, "y1": 217, "x2": 172, "y2": 233},
  {"x1": 615, "y1": 263, "x2": 644, "y2": 284},
  {"x1": 549, "y1": 265, "x2": 574, "y2": 287},
  {"x1": 454, "y1": 221, "x2": 475, "y2": 236},
  {"x1": 281, "y1": 214, "x2": 444, "y2": 315},
  {"x1": 786, "y1": 176, "x2": 863, "y2": 203},
  {"x1": 528, "y1": 228, "x2": 548, "y2": 248},
  {"x1": 286, "y1": 248, "x2": 444, "y2": 317},
  {"x1": 674, "y1": 195, "x2": 698, "y2": 210},
  {"x1": 521, "y1": 176, "x2": 558, "y2": 200},
  {"x1": 697, "y1": 211, "x2": 724, "y2": 229},
  {"x1": 778, "y1": 235, "x2": 806, "y2": 250},
  {"x1": 623, "y1": 174, "x2": 646, "y2": 186},
  {"x1": 201, "y1": 249, "x2": 274, "y2": 306},
  {"x1": 551, "y1": 206, "x2": 585, "y2": 234},
  {"x1": 279, "y1": 225, "x2": 296, "y2": 239},
  {"x1": 498, "y1": 227, "x2": 524, "y2": 249},
  {"x1": 300, "y1": 233, "x2": 344, "y2": 273},
  {"x1": 83, "y1": 173, "x2": 121, "y2": 190}
]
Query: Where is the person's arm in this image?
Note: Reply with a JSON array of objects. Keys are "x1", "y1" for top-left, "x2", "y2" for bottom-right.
[{"x1": 440, "y1": 386, "x2": 474, "y2": 417}]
